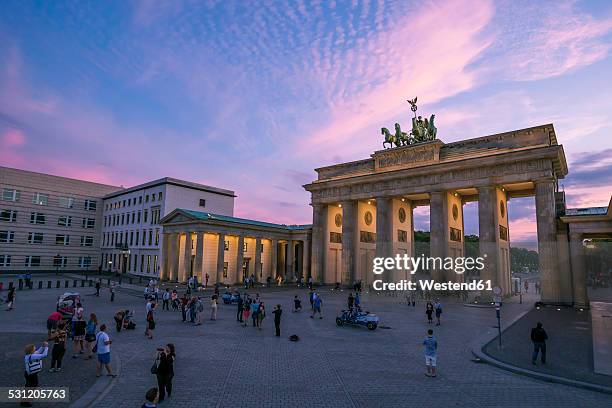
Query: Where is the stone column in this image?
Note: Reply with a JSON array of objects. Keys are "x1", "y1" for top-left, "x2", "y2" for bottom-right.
[
  {"x1": 194, "y1": 231, "x2": 204, "y2": 282},
  {"x1": 169, "y1": 233, "x2": 180, "y2": 282},
  {"x1": 535, "y1": 180, "x2": 560, "y2": 304},
  {"x1": 310, "y1": 204, "x2": 327, "y2": 283},
  {"x1": 216, "y1": 233, "x2": 225, "y2": 284},
  {"x1": 161, "y1": 233, "x2": 170, "y2": 280},
  {"x1": 375, "y1": 197, "x2": 393, "y2": 282},
  {"x1": 286, "y1": 240, "x2": 294, "y2": 282},
  {"x1": 341, "y1": 201, "x2": 357, "y2": 286},
  {"x1": 429, "y1": 191, "x2": 447, "y2": 282},
  {"x1": 302, "y1": 239, "x2": 310, "y2": 280},
  {"x1": 270, "y1": 238, "x2": 278, "y2": 280},
  {"x1": 181, "y1": 232, "x2": 192, "y2": 282},
  {"x1": 569, "y1": 232, "x2": 589, "y2": 308},
  {"x1": 478, "y1": 186, "x2": 498, "y2": 289},
  {"x1": 254, "y1": 237, "x2": 262, "y2": 281},
  {"x1": 236, "y1": 235, "x2": 245, "y2": 284}
]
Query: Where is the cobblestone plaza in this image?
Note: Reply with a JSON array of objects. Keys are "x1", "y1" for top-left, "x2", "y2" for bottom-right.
[{"x1": 1, "y1": 282, "x2": 610, "y2": 407}]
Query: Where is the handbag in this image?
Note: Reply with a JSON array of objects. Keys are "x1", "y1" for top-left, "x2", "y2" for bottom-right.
[
  {"x1": 151, "y1": 357, "x2": 159, "y2": 374},
  {"x1": 92, "y1": 333, "x2": 101, "y2": 353}
]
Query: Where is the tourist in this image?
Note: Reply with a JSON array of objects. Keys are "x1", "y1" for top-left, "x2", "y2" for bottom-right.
[
  {"x1": 236, "y1": 294, "x2": 244, "y2": 322},
  {"x1": 355, "y1": 292, "x2": 361, "y2": 309},
  {"x1": 162, "y1": 289, "x2": 170, "y2": 311},
  {"x1": 210, "y1": 294, "x2": 218, "y2": 321},
  {"x1": 95, "y1": 324, "x2": 116, "y2": 377},
  {"x1": 156, "y1": 344, "x2": 175, "y2": 402},
  {"x1": 85, "y1": 313, "x2": 98, "y2": 359},
  {"x1": 6, "y1": 287, "x2": 16, "y2": 310},
  {"x1": 21, "y1": 342, "x2": 49, "y2": 407},
  {"x1": 423, "y1": 329, "x2": 438, "y2": 377},
  {"x1": 308, "y1": 276, "x2": 313, "y2": 290},
  {"x1": 205, "y1": 273, "x2": 209, "y2": 288},
  {"x1": 293, "y1": 295, "x2": 302, "y2": 312},
  {"x1": 258, "y1": 302, "x2": 266, "y2": 330},
  {"x1": 141, "y1": 387, "x2": 159, "y2": 408},
  {"x1": 251, "y1": 298, "x2": 260, "y2": 327},
  {"x1": 72, "y1": 302, "x2": 84, "y2": 340},
  {"x1": 434, "y1": 299, "x2": 442, "y2": 326},
  {"x1": 144, "y1": 285, "x2": 150, "y2": 300},
  {"x1": 273, "y1": 304, "x2": 282, "y2": 336},
  {"x1": 95, "y1": 281, "x2": 101, "y2": 297},
  {"x1": 309, "y1": 290, "x2": 314, "y2": 311},
  {"x1": 49, "y1": 322, "x2": 67, "y2": 372},
  {"x1": 46, "y1": 311, "x2": 63, "y2": 338},
  {"x1": 311, "y1": 292, "x2": 323, "y2": 319},
  {"x1": 188, "y1": 276, "x2": 194, "y2": 290},
  {"x1": 242, "y1": 299, "x2": 251, "y2": 327},
  {"x1": 425, "y1": 301, "x2": 434, "y2": 324},
  {"x1": 146, "y1": 301, "x2": 156, "y2": 339},
  {"x1": 524, "y1": 280, "x2": 529, "y2": 294},
  {"x1": 72, "y1": 312, "x2": 87, "y2": 358},
  {"x1": 171, "y1": 290, "x2": 179, "y2": 311},
  {"x1": 110, "y1": 281, "x2": 116, "y2": 302},
  {"x1": 348, "y1": 293, "x2": 355, "y2": 310},
  {"x1": 531, "y1": 322, "x2": 548, "y2": 365}
]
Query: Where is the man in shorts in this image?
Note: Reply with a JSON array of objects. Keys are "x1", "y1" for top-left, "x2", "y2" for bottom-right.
[{"x1": 422, "y1": 329, "x2": 438, "y2": 377}]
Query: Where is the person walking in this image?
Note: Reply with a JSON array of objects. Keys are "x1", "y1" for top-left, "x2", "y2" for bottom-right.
[
  {"x1": 110, "y1": 282, "x2": 116, "y2": 302},
  {"x1": 293, "y1": 295, "x2": 302, "y2": 312},
  {"x1": 272, "y1": 304, "x2": 282, "y2": 337},
  {"x1": 205, "y1": 273, "x2": 209, "y2": 288},
  {"x1": 425, "y1": 301, "x2": 434, "y2": 324},
  {"x1": 242, "y1": 299, "x2": 251, "y2": 328},
  {"x1": 85, "y1": 313, "x2": 98, "y2": 359},
  {"x1": 308, "y1": 276, "x2": 313, "y2": 290},
  {"x1": 72, "y1": 313, "x2": 87, "y2": 358},
  {"x1": 95, "y1": 324, "x2": 116, "y2": 377},
  {"x1": 6, "y1": 287, "x2": 16, "y2": 310},
  {"x1": 162, "y1": 289, "x2": 170, "y2": 311},
  {"x1": 434, "y1": 299, "x2": 442, "y2": 326},
  {"x1": 171, "y1": 290, "x2": 178, "y2": 311},
  {"x1": 422, "y1": 329, "x2": 438, "y2": 377},
  {"x1": 251, "y1": 299, "x2": 260, "y2": 327},
  {"x1": 236, "y1": 295, "x2": 244, "y2": 322},
  {"x1": 95, "y1": 281, "x2": 101, "y2": 297},
  {"x1": 180, "y1": 295, "x2": 188, "y2": 322},
  {"x1": 531, "y1": 322, "x2": 548, "y2": 365},
  {"x1": 21, "y1": 342, "x2": 49, "y2": 407},
  {"x1": 210, "y1": 294, "x2": 218, "y2": 321},
  {"x1": 524, "y1": 280, "x2": 529, "y2": 294},
  {"x1": 258, "y1": 302, "x2": 266, "y2": 330},
  {"x1": 156, "y1": 343, "x2": 175, "y2": 402},
  {"x1": 49, "y1": 322, "x2": 67, "y2": 372},
  {"x1": 311, "y1": 293, "x2": 323, "y2": 319},
  {"x1": 308, "y1": 290, "x2": 314, "y2": 312},
  {"x1": 146, "y1": 302, "x2": 156, "y2": 340}
]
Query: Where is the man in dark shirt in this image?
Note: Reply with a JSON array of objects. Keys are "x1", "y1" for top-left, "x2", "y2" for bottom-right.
[
  {"x1": 530, "y1": 322, "x2": 548, "y2": 365},
  {"x1": 236, "y1": 296, "x2": 244, "y2": 322},
  {"x1": 273, "y1": 304, "x2": 282, "y2": 337}
]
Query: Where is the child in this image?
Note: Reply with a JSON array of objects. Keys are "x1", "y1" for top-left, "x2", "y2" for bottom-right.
[
  {"x1": 142, "y1": 387, "x2": 159, "y2": 408},
  {"x1": 422, "y1": 329, "x2": 438, "y2": 377},
  {"x1": 293, "y1": 295, "x2": 302, "y2": 312}
]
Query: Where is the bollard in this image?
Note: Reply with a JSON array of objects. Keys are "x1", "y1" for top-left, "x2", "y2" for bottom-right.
[
  {"x1": 47, "y1": 280, "x2": 52, "y2": 289},
  {"x1": 38, "y1": 281, "x2": 43, "y2": 289},
  {"x1": 73, "y1": 279, "x2": 77, "y2": 288},
  {"x1": 81, "y1": 280, "x2": 85, "y2": 287},
  {"x1": 64, "y1": 280, "x2": 69, "y2": 288},
  {"x1": 56, "y1": 280, "x2": 60, "y2": 288}
]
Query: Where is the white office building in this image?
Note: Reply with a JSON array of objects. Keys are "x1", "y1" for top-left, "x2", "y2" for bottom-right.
[{"x1": 100, "y1": 178, "x2": 235, "y2": 277}]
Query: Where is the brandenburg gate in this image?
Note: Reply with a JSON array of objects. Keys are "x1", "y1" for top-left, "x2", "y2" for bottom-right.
[{"x1": 303, "y1": 123, "x2": 572, "y2": 305}]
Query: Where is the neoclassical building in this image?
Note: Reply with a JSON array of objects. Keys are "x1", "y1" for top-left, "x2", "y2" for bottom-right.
[{"x1": 159, "y1": 210, "x2": 310, "y2": 285}]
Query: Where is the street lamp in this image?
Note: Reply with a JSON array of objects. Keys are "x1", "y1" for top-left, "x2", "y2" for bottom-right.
[{"x1": 108, "y1": 260, "x2": 113, "y2": 274}]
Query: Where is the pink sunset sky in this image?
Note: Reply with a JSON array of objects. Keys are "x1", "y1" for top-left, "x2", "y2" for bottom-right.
[{"x1": 1, "y1": 0, "x2": 611, "y2": 245}]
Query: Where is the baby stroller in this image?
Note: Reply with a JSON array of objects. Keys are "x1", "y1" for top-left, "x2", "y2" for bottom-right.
[{"x1": 122, "y1": 310, "x2": 136, "y2": 330}]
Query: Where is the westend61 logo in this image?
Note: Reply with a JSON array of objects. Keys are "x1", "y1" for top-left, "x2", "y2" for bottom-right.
[{"x1": 371, "y1": 254, "x2": 493, "y2": 291}]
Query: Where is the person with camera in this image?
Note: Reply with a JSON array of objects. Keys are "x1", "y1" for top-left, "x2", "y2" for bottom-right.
[
  {"x1": 153, "y1": 344, "x2": 175, "y2": 402},
  {"x1": 21, "y1": 341, "x2": 49, "y2": 406}
]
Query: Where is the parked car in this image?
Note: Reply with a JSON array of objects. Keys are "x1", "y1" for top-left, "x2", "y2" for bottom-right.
[
  {"x1": 336, "y1": 308, "x2": 379, "y2": 330},
  {"x1": 56, "y1": 292, "x2": 81, "y2": 318}
]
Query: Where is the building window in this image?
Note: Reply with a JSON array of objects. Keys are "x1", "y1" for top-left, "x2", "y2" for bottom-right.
[
  {"x1": 140, "y1": 255, "x2": 145, "y2": 272},
  {"x1": 148, "y1": 229, "x2": 153, "y2": 246},
  {"x1": 2, "y1": 188, "x2": 20, "y2": 202},
  {"x1": 223, "y1": 262, "x2": 228, "y2": 278},
  {"x1": 0, "y1": 209, "x2": 17, "y2": 222},
  {"x1": 151, "y1": 194, "x2": 156, "y2": 202},
  {"x1": 142, "y1": 230, "x2": 146, "y2": 245},
  {"x1": 80, "y1": 236, "x2": 94, "y2": 247},
  {"x1": 133, "y1": 255, "x2": 138, "y2": 271},
  {"x1": 82, "y1": 218, "x2": 95, "y2": 229},
  {"x1": 155, "y1": 229, "x2": 159, "y2": 246},
  {"x1": 30, "y1": 212, "x2": 46, "y2": 224},
  {"x1": 147, "y1": 255, "x2": 151, "y2": 273},
  {"x1": 145, "y1": 195, "x2": 150, "y2": 203},
  {"x1": 55, "y1": 234, "x2": 70, "y2": 246},
  {"x1": 139, "y1": 196, "x2": 142, "y2": 204},
  {"x1": 122, "y1": 200, "x2": 126, "y2": 207},
  {"x1": 144, "y1": 209, "x2": 148, "y2": 223},
  {"x1": 130, "y1": 231, "x2": 134, "y2": 246},
  {"x1": 0, "y1": 230, "x2": 15, "y2": 243},
  {"x1": 137, "y1": 211, "x2": 141, "y2": 223},
  {"x1": 52, "y1": 255, "x2": 67, "y2": 268},
  {"x1": 27, "y1": 232, "x2": 44, "y2": 244},
  {"x1": 398, "y1": 229, "x2": 407, "y2": 243},
  {"x1": 153, "y1": 255, "x2": 158, "y2": 273},
  {"x1": 135, "y1": 231, "x2": 140, "y2": 246},
  {"x1": 131, "y1": 212, "x2": 135, "y2": 224},
  {"x1": 199, "y1": 199, "x2": 206, "y2": 207},
  {"x1": 330, "y1": 232, "x2": 342, "y2": 243},
  {"x1": 27, "y1": 256, "x2": 42, "y2": 267},
  {"x1": 58, "y1": 215, "x2": 72, "y2": 227},
  {"x1": 83, "y1": 199, "x2": 96, "y2": 211},
  {"x1": 121, "y1": 214, "x2": 125, "y2": 225},
  {"x1": 59, "y1": 196, "x2": 74, "y2": 208},
  {"x1": 128, "y1": 198, "x2": 131, "y2": 206},
  {"x1": 224, "y1": 240, "x2": 230, "y2": 251},
  {"x1": 158, "y1": 192, "x2": 162, "y2": 201},
  {"x1": 79, "y1": 257, "x2": 92, "y2": 268},
  {"x1": 0, "y1": 254, "x2": 11, "y2": 267},
  {"x1": 32, "y1": 192, "x2": 48, "y2": 206},
  {"x1": 151, "y1": 207, "x2": 160, "y2": 224}
]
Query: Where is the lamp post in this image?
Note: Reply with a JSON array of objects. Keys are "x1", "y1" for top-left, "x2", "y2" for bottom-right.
[{"x1": 108, "y1": 260, "x2": 112, "y2": 274}]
